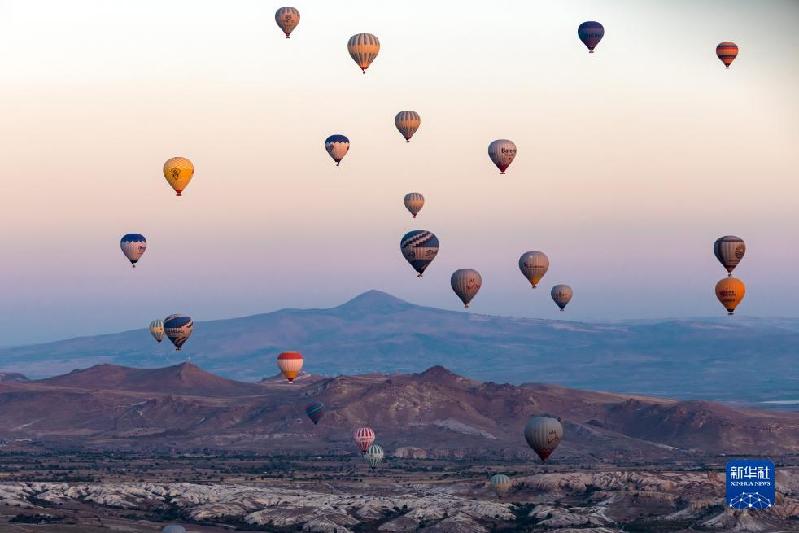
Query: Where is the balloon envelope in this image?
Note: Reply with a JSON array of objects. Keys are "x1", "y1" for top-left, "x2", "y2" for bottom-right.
[
  {"x1": 716, "y1": 42, "x2": 738, "y2": 68},
  {"x1": 365, "y1": 443, "x2": 384, "y2": 469},
  {"x1": 275, "y1": 7, "x2": 300, "y2": 38},
  {"x1": 715, "y1": 277, "x2": 745, "y2": 315},
  {"x1": 519, "y1": 251, "x2": 549, "y2": 288},
  {"x1": 395, "y1": 111, "x2": 421, "y2": 141},
  {"x1": 305, "y1": 401, "x2": 325, "y2": 424},
  {"x1": 488, "y1": 139, "x2": 517, "y2": 174},
  {"x1": 451, "y1": 269, "x2": 482, "y2": 308},
  {"x1": 524, "y1": 415, "x2": 563, "y2": 462},
  {"x1": 490, "y1": 474, "x2": 512, "y2": 496},
  {"x1": 163, "y1": 314, "x2": 193, "y2": 351},
  {"x1": 714, "y1": 235, "x2": 745, "y2": 276},
  {"x1": 149, "y1": 320, "x2": 164, "y2": 343},
  {"x1": 120, "y1": 234, "x2": 147, "y2": 268},
  {"x1": 403, "y1": 192, "x2": 425, "y2": 218},
  {"x1": 348, "y1": 33, "x2": 380, "y2": 73},
  {"x1": 551, "y1": 285, "x2": 573, "y2": 311},
  {"x1": 400, "y1": 230, "x2": 439, "y2": 277},
  {"x1": 324, "y1": 134, "x2": 350, "y2": 165},
  {"x1": 163, "y1": 157, "x2": 194, "y2": 196},
  {"x1": 277, "y1": 351, "x2": 304, "y2": 382},
  {"x1": 354, "y1": 427, "x2": 375, "y2": 453},
  {"x1": 578, "y1": 21, "x2": 605, "y2": 52}
]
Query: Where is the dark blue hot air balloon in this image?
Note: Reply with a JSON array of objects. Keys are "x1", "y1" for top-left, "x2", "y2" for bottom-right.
[
  {"x1": 305, "y1": 401, "x2": 325, "y2": 425},
  {"x1": 324, "y1": 134, "x2": 350, "y2": 166},
  {"x1": 400, "y1": 230, "x2": 439, "y2": 277},
  {"x1": 578, "y1": 21, "x2": 605, "y2": 53},
  {"x1": 163, "y1": 314, "x2": 193, "y2": 351}
]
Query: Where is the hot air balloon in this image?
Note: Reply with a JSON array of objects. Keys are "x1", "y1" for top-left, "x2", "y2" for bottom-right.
[
  {"x1": 524, "y1": 415, "x2": 563, "y2": 462},
  {"x1": 305, "y1": 401, "x2": 325, "y2": 425},
  {"x1": 400, "y1": 230, "x2": 439, "y2": 277},
  {"x1": 149, "y1": 320, "x2": 165, "y2": 343},
  {"x1": 395, "y1": 111, "x2": 421, "y2": 142},
  {"x1": 324, "y1": 134, "x2": 350, "y2": 166},
  {"x1": 518, "y1": 251, "x2": 549, "y2": 288},
  {"x1": 551, "y1": 284, "x2": 573, "y2": 311},
  {"x1": 715, "y1": 277, "x2": 745, "y2": 315},
  {"x1": 451, "y1": 269, "x2": 482, "y2": 308},
  {"x1": 716, "y1": 42, "x2": 738, "y2": 68},
  {"x1": 277, "y1": 351, "x2": 304, "y2": 382},
  {"x1": 490, "y1": 474, "x2": 512, "y2": 497},
  {"x1": 578, "y1": 21, "x2": 605, "y2": 53},
  {"x1": 488, "y1": 139, "x2": 517, "y2": 174},
  {"x1": 163, "y1": 157, "x2": 194, "y2": 196},
  {"x1": 354, "y1": 427, "x2": 375, "y2": 454},
  {"x1": 162, "y1": 526, "x2": 186, "y2": 533},
  {"x1": 403, "y1": 192, "x2": 425, "y2": 218},
  {"x1": 120, "y1": 234, "x2": 147, "y2": 268},
  {"x1": 365, "y1": 443, "x2": 384, "y2": 469},
  {"x1": 163, "y1": 314, "x2": 193, "y2": 351},
  {"x1": 275, "y1": 7, "x2": 300, "y2": 38},
  {"x1": 714, "y1": 235, "x2": 745, "y2": 276},
  {"x1": 348, "y1": 33, "x2": 380, "y2": 73}
]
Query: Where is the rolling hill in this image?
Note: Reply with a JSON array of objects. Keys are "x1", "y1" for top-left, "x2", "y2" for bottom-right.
[{"x1": 1, "y1": 290, "x2": 797, "y2": 404}]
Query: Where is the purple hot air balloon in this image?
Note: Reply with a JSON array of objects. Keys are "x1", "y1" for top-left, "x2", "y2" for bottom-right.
[{"x1": 578, "y1": 21, "x2": 605, "y2": 53}]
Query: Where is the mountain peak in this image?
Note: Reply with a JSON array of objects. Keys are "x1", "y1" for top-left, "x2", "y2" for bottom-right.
[{"x1": 337, "y1": 291, "x2": 413, "y2": 313}]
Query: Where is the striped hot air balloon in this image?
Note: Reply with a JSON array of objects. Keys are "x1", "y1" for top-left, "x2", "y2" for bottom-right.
[
  {"x1": 353, "y1": 427, "x2": 375, "y2": 454},
  {"x1": 120, "y1": 234, "x2": 147, "y2": 268},
  {"x1": 400, "y1": 230, "x2": 439, "y2": 277},
  {"x1": 550, "y1": 284, "x2": 573, "y2": 311},
  {"x1": 347, "y1": 33, "x2": 380, "y2": 73},
  {"x1": 490, "y1": 474, "x2": 512, "y2": 497},
  {"x1": 277, "y1": 351, "x2": 304, "y2": 382},
  {"x1": 275, "y1": 7, "x2": 300, "y2": 38},
  {"x1": 163, "y1": 314, "x2": 193, "y2": 351},
  {"x1": 451, "y1": 269, "x2": 482, "y2": 308},
  {"x1": 578, "y1": 21, "x2": 605, "y2": 53},
  {"x1": 714, "y1": 236, "x2": 745, "y2": 276},
  {"x1": 716, "y1": 42, "x2": 738, "y2": 68},
  {"x1": 305, "y1": 401, "x2": 325, "y2": 424},
  {"x1": 519, "y1": 251, "x2": 549, "y2": 288},
  {"x1": 324, "y1": 134, "x2": 350, "y2": 166},
  {"x1": 395, "y1": 111, "x2": 421, "y2": 142},
  {"x1": 163, "y1": 157, "x2": 194, "y2": 196},
  {"x1": 403, "y1": 192, "x2": 425, "y2": 218},
  {"x1": 715, "y1": 277, "x2": 745, "y2": 315},
  {"x1": 149, "y1": 320, "x2": 165, "y2": 343},
  {"x1": 364, "y1": 444, "x2": 384, "y2": 469},
  {"x1": 488, "y1": 139, "x2": 517, "y2": 174},
  {"x1": 524, "y1": 415, "x2": 563, "y2": 462}
]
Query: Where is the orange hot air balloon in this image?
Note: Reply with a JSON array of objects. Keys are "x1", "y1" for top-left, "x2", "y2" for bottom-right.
[
  {"x1": 277, "y1": 351, "x2": 304, "y2": 382},
  {"x1": 715, "y1": 277, "x2": 745, "y2": 315},
  {"x1": 716, "y1": 42, "x2": 738, "y2": 68}
]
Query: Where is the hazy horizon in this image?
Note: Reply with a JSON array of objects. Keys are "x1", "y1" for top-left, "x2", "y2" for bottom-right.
[{"x1": 1, "y1": 0, "x2": 797, "y2": 345}]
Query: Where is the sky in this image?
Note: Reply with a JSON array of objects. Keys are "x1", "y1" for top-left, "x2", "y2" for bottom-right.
[{"x1": 0, "y1": 0, "x2": 797, "y2": 345}]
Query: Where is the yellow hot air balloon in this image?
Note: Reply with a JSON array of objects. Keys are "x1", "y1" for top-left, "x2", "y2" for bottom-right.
[
  {"x1": 347, "y1": 33, "x2": 380, "y2": 74},
  {"x1": 715, "y1": 277, "x2": 745, "y2": 315},
  {"x1": 163, "y1": 157, "x2": 194, "y2": 196},
  {"x1": 395, "y1": 111, "x2": 421, "y2": 142}
]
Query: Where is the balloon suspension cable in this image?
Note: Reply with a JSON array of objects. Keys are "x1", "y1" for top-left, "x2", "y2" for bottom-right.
[
  {"x1": 560, "y1": 308, "x2": 565, "y2": 312},
  {"x1": 336, "y1": 161, "x2": 340, "y2": 167},
  {"x1": 728, "y1": 311, "x2": 734, "y2": 316},
  {"x1": 412, "y1": 214, "x2": 416, "y2": 218},
  {"x1": 417, "y1": 273, "x2": 423, "y2": 278},
  {"x1": 176, "y1": 191, "x2": 182, "y2": 196}
]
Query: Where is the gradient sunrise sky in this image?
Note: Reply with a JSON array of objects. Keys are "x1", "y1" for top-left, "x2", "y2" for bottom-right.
[{"x1": 0, "y1": 0, "x2": 797, "y2": 344}]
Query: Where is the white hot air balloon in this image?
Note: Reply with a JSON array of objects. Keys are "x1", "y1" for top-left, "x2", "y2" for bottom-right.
[
  {"x1": 488, "y1": 139, "x2": 517, "y2": 174},
  {"x1": 451, "y1": 269, "x2": 482, "y2": 308},
  {"x1": 519, "y1": 251, "x2": 549, "y2": 288},
  {"x1": 149, "y1": 320, "x2": 165, "y2": 343},
  {"x1": 524, "y1": 415, "x2": 563, "y2": 462}
]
